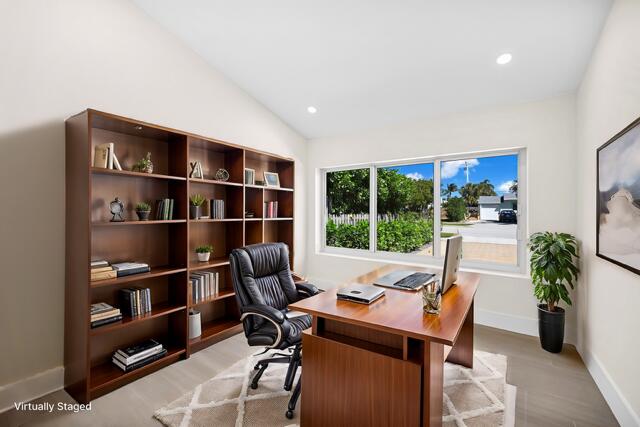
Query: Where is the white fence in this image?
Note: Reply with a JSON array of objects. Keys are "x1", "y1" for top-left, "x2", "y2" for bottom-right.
[{"x1": 327, "y1": 213, "x2": 407, "y2": 225}]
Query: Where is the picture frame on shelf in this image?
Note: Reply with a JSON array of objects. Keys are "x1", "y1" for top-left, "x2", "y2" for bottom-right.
[
  {"x1": 596, "y1": 115, "x2": 640, "y2": 276},
  {"x1": 244, "y1": 168, "x2": 256, "y2": 185},
  {"x1": 264, "y1": 171, "x2": 280, "y2": 188}
]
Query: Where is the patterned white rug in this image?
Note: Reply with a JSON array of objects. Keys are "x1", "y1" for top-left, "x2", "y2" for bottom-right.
[{"x1": 155, "y1": 349, "x2": 516, "y2": 427}]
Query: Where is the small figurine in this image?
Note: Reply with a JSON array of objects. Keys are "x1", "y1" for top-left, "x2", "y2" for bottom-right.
[
  {"x1": 132, "y1": 152, "x2": 153, "y2": 174},
  {"x1": 110, "y1": 197, "x2": 125, "y2": 222}
]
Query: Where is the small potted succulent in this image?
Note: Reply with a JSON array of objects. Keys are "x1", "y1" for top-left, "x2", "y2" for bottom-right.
[
  {"x1": 190, "y1": 194, "x2": 205, "y2": 219},
  {"x1": 195, "y1": 244, "x2": 213, "y2": 262},
  {"x1": 135, "y1": 202, "x2": 151, "y2": 221},
  {"x1": 528, "y1": 232, "x2": 580, "y2": 353},
  {"x1": 132, "y1": 152, "x2": 153, "y2": 174}
]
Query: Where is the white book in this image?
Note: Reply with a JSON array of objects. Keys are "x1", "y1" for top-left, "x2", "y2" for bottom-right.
[
  {"x1": 115, "y1": 345, "x2": 163, "y2": 365},
  {"x1": 215, "y1": 272, "x2": 219, "y2": 294},
  {"x1": 112, "y1": 152, "x2": 122, "y2": 171},
  {"x1": 107, "y1": 143, "x2": 114, "y2": 169}
]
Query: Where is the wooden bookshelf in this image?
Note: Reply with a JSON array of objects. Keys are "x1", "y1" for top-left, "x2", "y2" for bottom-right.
[{"x1": 65, "y1": 109, "x2": 295, "y2": 403}]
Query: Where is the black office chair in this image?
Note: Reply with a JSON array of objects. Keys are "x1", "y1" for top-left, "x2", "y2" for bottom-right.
[{"x1": 229, "y1": 242, "x2": 319, "y2": 419}]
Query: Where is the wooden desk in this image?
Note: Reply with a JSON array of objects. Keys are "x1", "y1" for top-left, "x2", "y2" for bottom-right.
[{"x1": 289, "y1": 264, "x2": 479, "y2": 427}]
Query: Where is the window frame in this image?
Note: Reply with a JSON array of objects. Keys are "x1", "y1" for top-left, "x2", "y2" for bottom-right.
[{"x1": 320, "y1": 147, "x2": 527, "y2": 275}]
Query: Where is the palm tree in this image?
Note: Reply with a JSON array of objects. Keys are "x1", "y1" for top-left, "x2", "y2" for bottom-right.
[
  {"x1": 442, "y1": 183, "x2": 458, "y2": 200},
  {"x1": 509, "y1": 179, "x2": 518, "y2": 195}
]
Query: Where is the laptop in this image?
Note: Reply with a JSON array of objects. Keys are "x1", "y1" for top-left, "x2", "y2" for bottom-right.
[{"x1": 336, "y1": 284, "x2": 385, "y2": 304}]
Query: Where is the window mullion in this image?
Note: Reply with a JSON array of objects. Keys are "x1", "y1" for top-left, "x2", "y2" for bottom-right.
[
  {"x1": 370, "y1": 165, "x2": 377, "y2": 252},
  {"x1": 433, "y1": 159, "x2": 442, "y2": 257}
]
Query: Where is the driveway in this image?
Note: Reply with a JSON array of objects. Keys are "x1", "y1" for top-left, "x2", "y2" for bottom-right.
[{"x1": 442, "y1": 220, "x2": 517, "y2": 244}]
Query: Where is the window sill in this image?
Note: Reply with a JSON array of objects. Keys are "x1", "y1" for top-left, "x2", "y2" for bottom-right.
[{"x1": 317, "y1": 248, "x2": 530, "y2": 280}]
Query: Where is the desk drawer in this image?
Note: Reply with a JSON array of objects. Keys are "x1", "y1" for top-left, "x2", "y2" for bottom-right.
[{"x1": 301, "y1": 330, "x2": 421, "y2": 427}]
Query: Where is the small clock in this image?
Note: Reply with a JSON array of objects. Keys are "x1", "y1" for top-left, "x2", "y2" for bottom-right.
[{"x1": 110, "y1": 197, "x2": 125, "y2": 222}]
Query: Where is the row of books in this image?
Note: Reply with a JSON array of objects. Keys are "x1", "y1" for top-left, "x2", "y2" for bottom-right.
[
  {"x1": 119, "y1": 288, "x2": 152, "y2": 317},
  {"x1": 189, "y1": 271, "x2": 220, "y2": 304},
  {"x1": 90, "y1": 302, "x2": 122, "y2": 328},
  {"x1": 93, "y1": 142, "x2": 123, "y2": 170},
  {"x1": 112, "y1": 339, "x2": 167, "y2": 372},
  {"x1": 264, "y1": 201, "x2": 279, "y2": 218},
  {"x1": 90, "y1": 261, "x2": 151, "y2": 282},
  {"x1": 155, "y1": 199, "x2": 175, "y2": 220},
  {"x1": 198, "y1": 199, "x2": 226, "y2": 219}
]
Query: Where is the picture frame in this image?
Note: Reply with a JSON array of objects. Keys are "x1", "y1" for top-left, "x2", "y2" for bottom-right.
[
  {"x1": 244, "y1": 168, "x2": 255, "y2": 185},
  {"x1": 596, "y1": 115, "x2": 640, "y2": 276},
  {"x1": 264, "y1": 171, "x2": 280, "y2": 188}
]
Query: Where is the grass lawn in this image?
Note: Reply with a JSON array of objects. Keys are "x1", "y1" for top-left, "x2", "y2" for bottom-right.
[{"x1": 441, "y1": 232, "x2": 457, "y2": 238}]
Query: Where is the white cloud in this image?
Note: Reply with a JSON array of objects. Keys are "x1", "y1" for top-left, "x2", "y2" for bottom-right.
[
  {"x1": 441, "y1": 159, "x2": 479, "y2": 179},
  {"x1": 498, "y1": 180, "x2": 515, "y2": 193},
  {"x1": 599, "y1": 125, "x2": 640, "y2": 192},
  {"x1": 405, "y1": 172, "x2": 424, "y2": 180}
]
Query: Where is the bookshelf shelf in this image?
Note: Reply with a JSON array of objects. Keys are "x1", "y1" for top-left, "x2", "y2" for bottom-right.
[
  {"x1": 90, "y1": 303, "x2": 187, "y2": 336},
  {"x1": 91, "y1": 167, "x2": 186, "y2": 181},
  {"x1": 92, "y1": 220, "x2": 186, "y2": 227},
  {"x1": 89, "y1": 347, "x2": 185, "y2": 397},
  {"x1": 66, "y1": 109, "x2": 294, "y2": 403},
  {"x1": 190, "y1": 289, "x2": 235, "y2": 308},
  {"x1": 90, "y1": 266, "x2": 187, "y2": 288}
]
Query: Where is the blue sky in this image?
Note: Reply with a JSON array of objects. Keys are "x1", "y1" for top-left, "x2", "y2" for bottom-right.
[{"x1": 389, "y1": 154, "x2": 518, "y2": 195}]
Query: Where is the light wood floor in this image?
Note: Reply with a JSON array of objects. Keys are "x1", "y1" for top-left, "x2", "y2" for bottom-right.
[{"x1": 0, "y1": 325, "x2": 618, "y2": 427}]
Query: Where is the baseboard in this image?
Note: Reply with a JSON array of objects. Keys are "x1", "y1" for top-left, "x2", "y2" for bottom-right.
[
  {"x1": 474, "y1": 308, "x2": 539, "y2": 338},
  {"x1": 0, "y1": 367, "x2": 64, "y2": 413},
  {"x1": 578, "y1": 348, "x2": 640, "y2": 427}
]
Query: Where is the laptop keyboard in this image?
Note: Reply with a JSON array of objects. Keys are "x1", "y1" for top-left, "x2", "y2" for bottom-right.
[{"x1": 393, "y1": 272, "x2": 435, "y2": 289}]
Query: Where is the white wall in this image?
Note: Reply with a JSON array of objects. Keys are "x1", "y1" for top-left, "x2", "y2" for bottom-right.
[
  {"x1": 306, "y1": 95, "x2": 577, "y2": 341},
  {"x1": 575, "y1": 0, "x2": 640, "y2": 424},
  {"x1": 0, "y1": 0, "x2": 306, "y2": 400}
]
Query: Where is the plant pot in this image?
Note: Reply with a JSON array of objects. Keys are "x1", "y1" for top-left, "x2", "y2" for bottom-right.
[
  {"x1": 136, "y1": 210, "x2": 151, "y2": 221},
  {"x1": 197, "y1": 252, "x2": 211, "y2": 262},
  {"x1": 537, "y1": 304, "x2": 565, "y2": 353},
  {"x1": 190, "y1": 205, "x2": 201, "y2": 219}
]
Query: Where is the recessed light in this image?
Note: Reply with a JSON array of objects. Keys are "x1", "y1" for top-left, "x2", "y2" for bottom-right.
[
  {"x1": 307, "y1": 106, "x2": 317, "y2": 114},
  {"x1": 496, "y1": 53, "x2": 512, "y2": 65},
  {"x1": 134, "y1": 125, "x2": 143, "y2": 130}
]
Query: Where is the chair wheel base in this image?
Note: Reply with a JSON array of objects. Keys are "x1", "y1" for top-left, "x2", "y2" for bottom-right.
[
  {"x1": 250, "y1": 382, "x2": 258, "y2": 390},
  {"x1": 254, "y1": 364, "x2": 260, "y2": 370},
  {"x1": 285, "y1": 410, "x2": 294, "y2": 419}
]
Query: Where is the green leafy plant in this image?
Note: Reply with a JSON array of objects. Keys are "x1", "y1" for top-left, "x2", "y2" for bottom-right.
[
  {"x1": 135, "y1": 202, "x2": 151, "y2": 212},
  {"x1": 445, "y1": 197, "x2": 467, "y2": 222},
  {"x1": 190, "y1": 194, "x2": 205, "y2": 207},
  {"x1": 132, "y1": 152, "x2": 152, "y2": 172},
  {"x1": 195, "y1": 244, "x2": 213, "y2": 254},
  {"x1": 528, "y1": 232, "x2": 580, "y2": 312}
]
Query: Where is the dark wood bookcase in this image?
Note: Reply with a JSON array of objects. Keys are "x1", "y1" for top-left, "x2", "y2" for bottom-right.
[{"x1": 65, "y1": 109, "x2": 295, "y2": 403}]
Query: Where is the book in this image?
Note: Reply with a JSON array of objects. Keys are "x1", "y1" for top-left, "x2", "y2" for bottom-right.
[
  {"x1": 93, "y1": 144, "x2": 109, "y2": 168},
  {"x1": 90, "y1": 309, "x2": 121, "y2": 321},
  {"x1": 119, "y1": 289, "x2": 137, "y2": 317},
  {"x1": 91, "y1": 260, "x2": 109, "y2": 268},
  {"x1": 90, "y1": 270, "x2": 117, "y2": 281},
  {"x1": 114, "y1": 345, "x2": 164, "y2": 365},
  {"x1": 91, "y1": 302, "x2": 115, "y2": 315},
  {"x1": 91, "y1": 266, "x2": 113, "y2": 273},
  {"x1": 112, "y1": 152, "x2": 122, "y2": 171},
  {"x1": 112, "y1": 262, "x2": 150, "y2": 277},
  {"x1": 112, "y1": 348, "x2": 167, "y2": 372},
  {"x1": 107, "y1": 143, "x2": 114, "y2": 169},
  {"x1": 168, "y1": 199, "x2": 174, "y2": 220},
  {"x1": 117, "y1": 339, "x2": 162, "y2": 358},
  {"x1": 90, "y1": 315, "x2": 122, "y2": 328}
]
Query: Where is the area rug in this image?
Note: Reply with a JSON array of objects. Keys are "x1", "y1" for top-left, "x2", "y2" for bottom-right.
[{"x1": 154, "y1": 349, "x2": 516, "y2": 427}]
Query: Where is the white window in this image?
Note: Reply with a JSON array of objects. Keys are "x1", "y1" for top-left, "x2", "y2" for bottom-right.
[{"x1": 321, "y1": 149, "x2": 526, "y2": 274}]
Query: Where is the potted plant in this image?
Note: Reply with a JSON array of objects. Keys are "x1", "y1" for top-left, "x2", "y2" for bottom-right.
[
  {"x1": 195, "y1": 244, "x2": 213, "y2": 262},
  {"x1": 135, "y1": 202, "x2": 151, "y2": 221},
  {"x1": 132, "y1": 152, "x2": 153, "y2": 174},
  {"x1": 189, "y1": 194, "x2": 205, "y2": 219},
  {"x1": 528, "y1": 232, "x2": 580, "y2": 353}
]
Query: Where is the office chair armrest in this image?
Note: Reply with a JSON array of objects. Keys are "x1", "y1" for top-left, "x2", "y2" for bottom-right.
[
  {"x1": 241, "y1": 304, "x2": 286, "y2": 324},
  {"x1": 295, "y1": 282, "x2": 320, "y2": 298}
]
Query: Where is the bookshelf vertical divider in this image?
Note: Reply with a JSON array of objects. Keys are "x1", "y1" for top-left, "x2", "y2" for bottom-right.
[{"x1": 65, "y1": 109, "x2": 295, "y2": 403}]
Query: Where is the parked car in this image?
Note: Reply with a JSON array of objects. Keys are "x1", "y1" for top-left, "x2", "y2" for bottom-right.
[{"x1": 499, "y1": 209, "x2": 517, "y2": 223}]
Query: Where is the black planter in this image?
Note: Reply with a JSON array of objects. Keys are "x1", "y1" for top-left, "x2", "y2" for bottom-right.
[
  {"x1": 537, "y1": 304, "x2": 565, "y2": 353},
  {"x1": 189, "y1": 205, "x2": 201, "y2": 220},
  {"x1": 136, "y1": 210, "x2": 150, "y2": 221}
]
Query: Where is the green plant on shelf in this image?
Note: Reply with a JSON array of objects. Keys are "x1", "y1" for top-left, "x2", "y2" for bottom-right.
[
  {"x1": 135, "y1": 202, "x2": 151, "y2": 212},
  {"x1": 195, "y1": 244, "x2": 213, "y2": 254},
  {"x1": 190, "y1": 194, "x2": 205, "y2": 207},
  {"x1": 132, "y1": 152, "x2": 153, "y2": 173}
]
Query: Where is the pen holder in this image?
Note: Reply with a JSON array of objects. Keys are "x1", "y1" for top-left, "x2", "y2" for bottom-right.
[{"x1": 422, "y1": 281, "x2": 441, "y2": 314}]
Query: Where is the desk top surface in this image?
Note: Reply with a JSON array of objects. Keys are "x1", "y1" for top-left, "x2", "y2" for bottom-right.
[{"x1": 289, "y1": 264, "x2": 479, "y2": 345}]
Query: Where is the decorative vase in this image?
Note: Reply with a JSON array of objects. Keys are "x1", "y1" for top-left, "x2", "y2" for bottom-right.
[
  {"x1": 144, "y1": 163, "x2": 153, "y2": 174},
  {"x1": 197, "y1": 252, "x2": 211, "y2": 262},
  {"x1": 136, "y1": 210, "x2": 150, "y2": 221},
  {"x1": 188, "y1": 310, "x2": 202, "y2": 339},
  {"x1": 190, "y1": 205, "x2": 201, "y2": 219},
  {"x1": 537, "y1": 304, "x2": 565, "y2": 353}
]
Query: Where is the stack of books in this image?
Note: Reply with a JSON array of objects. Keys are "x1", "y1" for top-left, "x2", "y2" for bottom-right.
[
  {"x1": 90, "y1": 302, "x2": 122, "y2": 328},
  {"x1": 90, "y1": 260, "x2": 116, "y2": 282},
  {"x1": 211, "y1": 199, "x2": 225, "y2": 219},
  {"x1": 93, "y1": 142, "x2": 122, "y2": 170},
  {"x1": 112, "y1": 262, "x2": 150, "y2": 278},
  {"x1": 155, "y1": 199, "x2": 175, "y2": 220},
  {"x1": 189, "y1": 271, "x2": 220, "y2": 304},
  {"x1": 264, "y1": 201, "x2": 279, "y2": 218},
  {"x1": 119, "y1": 288, "x2": 152, "y2": 317},
  {"x1": 112, "y1": 339, "x2": 167, "y2": 372}
]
